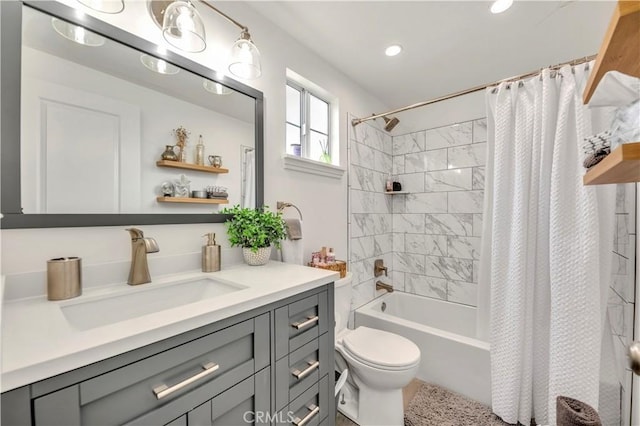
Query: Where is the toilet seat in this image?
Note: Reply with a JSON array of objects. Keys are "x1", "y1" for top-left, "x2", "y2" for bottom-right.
[{"x1": 341, "y1": 326, "x2": 420, "y2": 370}]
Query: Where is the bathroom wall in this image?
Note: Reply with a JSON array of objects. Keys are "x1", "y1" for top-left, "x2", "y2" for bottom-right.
[
  {"x1": 600, "y1": 183, "x2": 637, "y2": 425},
  {"x1": 345, "y1": 92, "x2": 486, "y2": 312},
  {"x1": 347, "y1": 116, "x2": 394, "y2": 309},
  {"x1": 1, "y1": 1, "x2": 390, "y2": 279},
  {"x1": 391, "y1": 118, "x2": 486, "y2": 306}
]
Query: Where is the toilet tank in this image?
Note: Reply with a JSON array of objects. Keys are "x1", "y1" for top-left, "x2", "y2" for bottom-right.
[{"x1": 334, "y1": 273, "x2": 353, "y2": 333}]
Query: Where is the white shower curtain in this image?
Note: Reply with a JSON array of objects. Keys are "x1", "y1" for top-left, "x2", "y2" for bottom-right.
[{"x1": 479, "y1": 65, "x2": 615, "y2": 425}]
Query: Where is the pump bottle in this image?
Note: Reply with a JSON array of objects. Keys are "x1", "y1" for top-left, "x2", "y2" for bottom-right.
[{"x1": 202, "y1": 233, "x2": 221, "y2": 272}]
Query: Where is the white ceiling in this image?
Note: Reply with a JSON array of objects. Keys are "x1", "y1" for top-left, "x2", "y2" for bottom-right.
[{"x1": 248, "y1": 1, "x2": 615, "y2": 109}]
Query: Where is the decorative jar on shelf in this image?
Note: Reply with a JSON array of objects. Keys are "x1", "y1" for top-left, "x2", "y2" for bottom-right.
[{"x1": 160, "y1": 145, "x2": 178, "y2": 161}]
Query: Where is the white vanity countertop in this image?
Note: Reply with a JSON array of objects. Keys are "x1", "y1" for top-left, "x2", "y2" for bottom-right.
[{"x1": 1, "y1": 262, "x2": 338, "y2": 392}]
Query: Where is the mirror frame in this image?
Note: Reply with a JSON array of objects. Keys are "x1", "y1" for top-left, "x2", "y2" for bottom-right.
[{"x1": 1, "y1": 0, "x2": 264, "y2": 229}]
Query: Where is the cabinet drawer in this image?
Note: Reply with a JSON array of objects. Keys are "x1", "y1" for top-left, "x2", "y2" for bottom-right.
[
  {"x1": 75, "y1": 317, "x2": 267, "y2": 425},
  {"x1": 165, "y1": 415, "x2": 187, "y2": 426},
  {"x1": 187, "y1": 367, "x2": 270, "y2": 426},
  {"x1": 275, "y1": 291, "x2": 328, "y2": 359},
  {"x1": 277, "y1": 375, "x2": 329, "y2": 426},
  {"x1": 275, "y1": 334, "x2": 330, "y2": 411}
]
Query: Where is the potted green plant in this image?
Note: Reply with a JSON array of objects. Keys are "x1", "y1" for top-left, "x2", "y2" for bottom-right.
[{"x1": 220, "y1": 205, "x2": 287, "y2": 266}]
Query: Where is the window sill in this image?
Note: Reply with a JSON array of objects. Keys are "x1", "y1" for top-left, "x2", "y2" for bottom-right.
[{"x1": 282, "y1": 154, "x2": 345, "y2": 179}]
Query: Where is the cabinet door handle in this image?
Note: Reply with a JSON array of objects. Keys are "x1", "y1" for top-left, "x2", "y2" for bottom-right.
[
  {"x1": 153, "y1": 362, "x2": 219, "y2": 399},
  {"x1": 293, "y1": 404, "x2": 319, "y2": 426},
  {"x1": 292, "y1": 360, "x2": 320, "y2": 380},
  {"x1": 292, "y1": 315, "x2": 319, "y2": 330}
]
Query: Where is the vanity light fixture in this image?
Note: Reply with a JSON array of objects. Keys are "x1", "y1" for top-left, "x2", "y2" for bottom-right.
[
  {"x1": 161, "y1": 0, "x2": 207, "y2": 53},
  {"x1": 77, "y1": 0, "x2": 124, "y2": 14},
  {"x1": 140, "y1": 54, "x2": 180, "y2": 75},
  {"x1": 51, "y1": 18, "x2": 105, "y2": 46},
  {"x1": 490, "y1": 0, "x2": 513, "y2": 14},
  {"x1": 203, "y1": 79, "x2": 233, "y2": 95},
  {"x1": 385, "y1": 44, "x2": 402, "y2": 57},
  {"x1": 149, "y1": 0, "x2": 262, "y2": 79},
  {"x1": 228, "y1": 27, "x2": 262, "y2": 79}
]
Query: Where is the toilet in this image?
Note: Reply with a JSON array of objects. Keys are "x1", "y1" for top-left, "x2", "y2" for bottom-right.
[{"x1": 334, "y1": 273, "x2": 420, "y2": 426}]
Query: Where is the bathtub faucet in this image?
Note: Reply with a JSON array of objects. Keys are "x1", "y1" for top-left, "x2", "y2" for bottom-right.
[
  {"x1": 374, "y1": 259, "x2": 388, "y2": 277},
  {"x1": 376, "y1": 281, "x2": 394, "y2": 293}
]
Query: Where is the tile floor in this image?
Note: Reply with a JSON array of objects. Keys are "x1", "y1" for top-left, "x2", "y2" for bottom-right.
[{"x1": 335, "y1": 379, "x2": 424, "y2": 425}]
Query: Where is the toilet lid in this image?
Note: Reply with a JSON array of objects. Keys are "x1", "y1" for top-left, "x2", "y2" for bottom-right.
[{"x1": 342, "y1": 326, "x2": 420, "y2": 369}]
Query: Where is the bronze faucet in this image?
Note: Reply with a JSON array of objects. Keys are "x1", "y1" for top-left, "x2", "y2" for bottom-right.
[
  {"x1": 126, "y1": 228, "x2": 159, "y2": 285},
  {"x1": 376, "y1": 281, "x2": 394, "y2": 293},
  {"x1": 374, "y1": 259, "x2": 388, "y2": 277}
]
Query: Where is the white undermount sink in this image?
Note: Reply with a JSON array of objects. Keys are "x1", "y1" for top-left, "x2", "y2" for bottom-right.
[{"x1": 60, "y1": 277, "x2": 247, "y2": 331}]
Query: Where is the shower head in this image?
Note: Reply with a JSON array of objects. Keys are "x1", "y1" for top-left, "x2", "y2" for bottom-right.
[{"x1": 381, "y1": 115, "x2": 400, "y2": 132}]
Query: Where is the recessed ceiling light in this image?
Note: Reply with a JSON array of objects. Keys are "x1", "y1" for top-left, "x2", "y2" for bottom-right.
[
  {"x1": 490, "y1": 0, "x2": 513, "y2": 14},
  {"x1": 140, "y1": 54, "x2": 180, "y2": 75},
  {"x1": 385, "y1": 45, "x2": 402, "y2": 57}
]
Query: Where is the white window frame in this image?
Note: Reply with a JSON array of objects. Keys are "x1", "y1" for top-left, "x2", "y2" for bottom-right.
[
  {"x1": 286, "y1": 80, "x2": 331, "y2": 160},
  {"x1": 283, "y1": 69, "x2": 344, "y2": 179}
]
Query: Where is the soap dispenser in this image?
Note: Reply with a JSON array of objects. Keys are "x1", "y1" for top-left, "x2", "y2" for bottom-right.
[{"x1": 202, "y1": 233, "x2": 221, "y2": 272}]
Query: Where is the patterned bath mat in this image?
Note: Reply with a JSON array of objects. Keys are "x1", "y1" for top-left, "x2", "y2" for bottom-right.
[{"x1": 404, "y1": 383, "x2": 512, "y2": 426}]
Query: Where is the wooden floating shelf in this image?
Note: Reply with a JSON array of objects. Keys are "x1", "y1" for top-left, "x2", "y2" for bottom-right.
[
  {"x1": 156, "y1": 197, "x2": 229, "y2": 205},
  {"x1": 156, "y1": 160, "x2": 229, "y2": 174},
  {"x1": 583, "y1": 142, "x2": 640, "y2": 185},
  {"x1": 583, "y1": 0, "x2": 640, "y2": 104},
  {"x1": 384, "y1": 191, "x2": 409, "y2": 195}
]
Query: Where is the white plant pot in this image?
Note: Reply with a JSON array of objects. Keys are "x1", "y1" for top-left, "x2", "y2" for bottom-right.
[{"x1": 242, "y1": 246, "x2": 271, "y2": 266}]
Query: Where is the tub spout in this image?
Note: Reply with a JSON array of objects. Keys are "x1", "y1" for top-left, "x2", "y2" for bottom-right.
[{"x1": 376, "y1": 281, "x2": 394, "y2": 293}]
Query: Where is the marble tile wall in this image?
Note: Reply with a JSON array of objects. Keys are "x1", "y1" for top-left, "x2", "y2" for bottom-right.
[
  {"x1": 348, "y1": 116, "x2": 393, "y2": 310},
  {"x1": 600, "y1": 183, "x2": 637, "y2": 426},
  {"x1": 391, "y1": 118, "x2": 487, "y2": 307}
]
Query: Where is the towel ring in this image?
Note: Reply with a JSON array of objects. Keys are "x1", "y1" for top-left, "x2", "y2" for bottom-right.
[{"x1": 277, "y1": 201, "x2": 303, "y2": 221}]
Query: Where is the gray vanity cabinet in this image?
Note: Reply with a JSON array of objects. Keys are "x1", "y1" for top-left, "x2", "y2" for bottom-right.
[
  {"x1": 274, "y1": 290, "x2": 333, "y2": 425},
  {"x1": 187, "y1": 368, "x2": 270, "y2": 426},
  {"x1": 1, "y1": 284, "x2": 334, "y2": 426}
]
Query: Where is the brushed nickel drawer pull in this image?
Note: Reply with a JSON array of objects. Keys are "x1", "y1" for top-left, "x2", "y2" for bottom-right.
[
  {"x1": 292, "y1": 360, "x2": 320, "y2": 380},
  {"x1": 293, "y1": 404, "x2": 319, "y2": 426},
  {"x1": 153, "y1": 362, "x2": 219, "y2": 399},
  {"x1": 292, "y1": 315, "x2": 319, "y2": 330}
]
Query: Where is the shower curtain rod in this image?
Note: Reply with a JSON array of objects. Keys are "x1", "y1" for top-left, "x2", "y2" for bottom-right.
[{"x1": 351, "y1": 54, "x2": 596, "y2": 127}]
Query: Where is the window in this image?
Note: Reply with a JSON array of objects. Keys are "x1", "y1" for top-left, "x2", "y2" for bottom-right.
[{"x1": 286, "y1": 80, "x2": 332, "y2": 163}]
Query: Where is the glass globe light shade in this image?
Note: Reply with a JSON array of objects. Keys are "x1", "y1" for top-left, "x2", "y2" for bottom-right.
[
  {"x1": 140, "y1": 54, "x2": 180, "y2": 75},
  {"x1": 77, "y1": 0, "x2": 124, "y2": 14},
  {"x1": 228, "y1": 30, "x2": 261, "y2": 80},
  {"x1": 203, "y1": 79, "x2": 233, "y2": 95},
  {"x1": 162, "y1": 0, "x2": 206, "y2": 53},
  {"x1": 51, "y1": 18, "x2": 105, "y2": 47}
]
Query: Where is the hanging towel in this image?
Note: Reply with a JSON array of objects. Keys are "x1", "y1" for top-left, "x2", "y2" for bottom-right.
[
  {"x1": 556, "y1": 396, "x2": 602, "y2": 426},
  {"x1": 284, "y1": 219, "x2": 302, "y2": 240},
  {"x1": 281, "y1": 221, "x2": 303, "y2": 265}
]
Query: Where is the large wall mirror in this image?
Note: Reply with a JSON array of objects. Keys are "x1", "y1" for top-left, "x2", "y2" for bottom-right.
[{"x1": 1, "y1": 1, "x2": 264, "y2": 228}]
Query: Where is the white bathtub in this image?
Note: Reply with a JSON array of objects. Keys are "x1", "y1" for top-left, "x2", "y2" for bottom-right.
[{"x1": 355, "y1": 292, "x2": 491, "y2": 405}]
